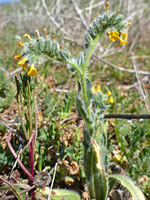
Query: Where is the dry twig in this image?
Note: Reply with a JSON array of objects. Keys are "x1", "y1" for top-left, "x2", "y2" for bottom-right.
[
  {"x1": 70, "y1": 0, "x2": 87, "y2": 29},
  {"x1": 131, "y1": 52, "x2": 150, "y2": 112},
  {"x1": 41, "y1": 0, "x2": 70, "y2": 37},
  {"x1": 48, "y1": 162, "x2": 58, "y2": 200},
  {"x1": 88, "y1": 0, "x2": 95, "y2": 23}
]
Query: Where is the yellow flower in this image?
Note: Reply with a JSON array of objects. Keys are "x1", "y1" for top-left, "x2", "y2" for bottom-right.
[
  {"x1": 22, "y1": 63, "x2": 27, "y2": 71},
  {"x1": 108, "y1": 31, "x2": 120, "y2": 42},
  {"x1": 119, "y1": 39, "x2": 127, "y2": 46},
  {"x1": 24, "y1": 33, "x2": 31, "y2": 40},
  {"x1": 18, "y1": 57, "x2": 28, "y2": 66},
  {"x1": 14, "y1": 54, "x2": 22, "y2": 60},
  {"x1": 121, "y1": 32, "x2": 127, "y2": 41},
  {"x1": 27, "y1": 64, "x2": 38, "y2": 76},
  {"x1": 18, "y1": 41, "x2": 24, "y2": 47},
  {"x1": 107, "y1": 96, "x2": 113, "y2": 104},
  {"x1": 108, "y1": 31, "x2": 127, "y2": 46},
  {"x1": 106, "y1": 91, "x2": 111, "y2": 97},
  {"x1": 92, "y1": 85, "x2": 102, "y2": 93}
]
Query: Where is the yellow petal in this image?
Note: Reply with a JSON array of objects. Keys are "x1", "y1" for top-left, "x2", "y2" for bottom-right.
[
  {"x1": 121, "y1": 32, "x2": 127, "y2": 41},
  {"x1": 27, "y1": 64, "x2": 38, "y2": 76},
  {"x1": 18, "y1": 57, "x2": 28, "y2": 66},
  {"x1": 18, "y1": 41, "x2": 24, "y2": 47},
  {"x1": 92, "y1": 85, "x2": 101, "y2": 93},
  {"x1": 14, "y1": 54, "x2": 22, "y2": 60},
  {"x1": 24, "y1": 33, "x2": 31, "y2": 40},
  {"x1": 92, "y1": 86, "x2": 96, "y2": 93},
  {"x1": 106, "y1": 91, "x2": 111, "y2": 96},
  {"x1": 120, "y1": 39, "x2": 127, "y2": 46},
  {"x1": 107, "y1": 96, "x2": 113, "y2": 103},
  {"x1": 22, "y1": 63, "x2": 27, "y2": 71},
  {"x1": 108, "y1": 31, "x2": 120, "y2": 42},
  {"x1": 96, "y1": 85, "x2": 101, "y2": 92}
]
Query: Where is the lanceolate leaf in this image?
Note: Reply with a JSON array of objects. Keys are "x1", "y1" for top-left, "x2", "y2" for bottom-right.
[
  {"x1": 109, "y1": 175, "x2": 145, "y2": 200},
  {"x1": 36, "y1": 188, "x2": 81, "y2": 200},
  {"x1": 77, "y1": 52, "x2": 85, "y2": 66},
  {"x1": 83, "y1": 127, "x2": 108, "y2": 200},
  {"x1": 76, "y1": 81, "x2": 92, "y2": 125}
]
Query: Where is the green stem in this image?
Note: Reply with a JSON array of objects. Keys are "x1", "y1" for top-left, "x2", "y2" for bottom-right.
[
  {"x1": 81, "y1": 74, "x2": 88, "y2": 106},
  {"x1": 83, "y1": 34, "x2": 102, "y2": 73},
  {"x1": 27, "y1": 81, "x2": 32, "y2": 138},
  {"x1": 67, "y1": 59, "x2": 90, "y2": 107},
  {"x1": 17, "y1": 100, "x2": 28, "y2": 140},
  {"x1": 66, "y1": 60, "x2": 82, "y2": 75},
  {"x1": 81, "y1": 33, "x2": 103, "y2": 107}
]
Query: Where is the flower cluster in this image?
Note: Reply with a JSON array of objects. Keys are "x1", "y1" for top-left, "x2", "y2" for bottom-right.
[
  {"x1": 84, "y1": 3, "x2": 130, "y2": 50},
  {"x1": 14, "y1": 33, "x2": 39, "y2": 76},
  {"x1": 14, "y1": 29, "x2": 73, "y2": 76},
  {"x1": 14, "y1": 50, "x2": 38, "y2": 76},
  {"x1": 92, "y1": 85, "x2": 113, "y2": 104},
  {"x1": 108, "y1": 31, "x2": 127, "y2": 46}
]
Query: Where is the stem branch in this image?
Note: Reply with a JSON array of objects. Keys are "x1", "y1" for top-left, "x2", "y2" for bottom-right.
[
  {"x1": 67, "y1": 60, "x2": 82, "y2": 75},
  {"x1": 7, "y1": 133, "x2": 33, "y2": 182}
]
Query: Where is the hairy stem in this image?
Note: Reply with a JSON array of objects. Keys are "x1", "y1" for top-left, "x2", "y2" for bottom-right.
[
  {"x1": 81, "y1": 33, "x2": 103, "y2": 107},
  {"x1": 83, "y1": 33, "x2": 102, "y2": 73},
  {"x1": 67, "y1": 59, "x2": 82, "y2": 75},
  {"x1": 80, "y1": 74, "x2": 88, "y2": 106}
]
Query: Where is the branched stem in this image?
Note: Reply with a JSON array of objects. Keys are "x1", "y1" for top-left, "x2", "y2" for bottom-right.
[
  {"x1": 67, "y1": 60, "x2": 82, "y2": 75},
  {"x1": 7, "y1": 133, "x2": 34, "y2": 182}
]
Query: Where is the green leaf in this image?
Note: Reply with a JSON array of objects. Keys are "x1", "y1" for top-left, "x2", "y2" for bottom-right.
[
  {"x1": 60, "y1": 49, "x2": 71, "y2": 61},
  {"x1": 39, "y1": 37, "x2": 46, "y2": 52},
  {"x1": 77, "y1": 52, "x2": 85, "y2": 66},
  {"x1": 84, "y1": 32, "x2": 93, "y2": 44},
  {"x1": 52, "y1": 42, "x2": 59, "y2": 56},
  {"x1": 36, "y1": 188, "x2": 81, "y2": 200},
  {"x1": 109, "y1": 174, "x2": 145, "y2": 200},
  {"x1": 45, "y1": 39, "x2": 52, "y2": 53},
  {"x1": 76, "y1": 81, "x2": 92, "y2": 125},
  {"x1": 84, "y1": 135, "x2": 108, "y2": 200}
]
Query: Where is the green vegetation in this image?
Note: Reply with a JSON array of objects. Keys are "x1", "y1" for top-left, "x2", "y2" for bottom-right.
[{"x1": 0, "y1": 0, "x2": 150, "y2": 199}]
